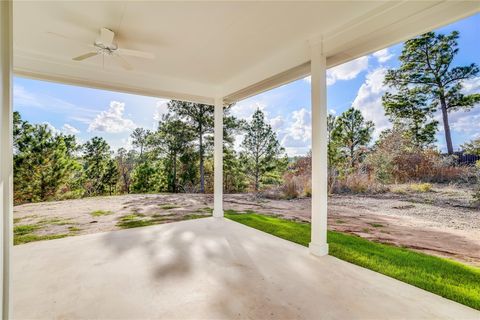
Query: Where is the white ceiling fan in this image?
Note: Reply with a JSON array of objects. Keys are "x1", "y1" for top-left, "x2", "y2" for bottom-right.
[{"x1": 49, "y1": 27, "x2": 155, "y2": 70}]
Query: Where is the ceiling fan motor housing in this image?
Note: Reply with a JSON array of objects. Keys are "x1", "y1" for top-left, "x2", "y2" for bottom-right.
[{"x1": 94, "y1": 41, "x2": 118, "y2": 55}]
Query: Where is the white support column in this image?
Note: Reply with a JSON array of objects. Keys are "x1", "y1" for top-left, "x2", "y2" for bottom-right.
[
  {"x1": 309, "y1": 41, "x2": 329, "y2": 257},
  {"x1": 213, "y1": 97, "x2": 224, "y2": 218},
  {"x1": 1, "y1": 0, "x2": 13, "y2": 318}
]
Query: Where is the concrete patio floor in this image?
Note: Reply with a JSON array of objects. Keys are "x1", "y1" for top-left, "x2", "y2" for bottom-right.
[{"x1": 13, "y1": 217, "x2": 479, "y2": 319}]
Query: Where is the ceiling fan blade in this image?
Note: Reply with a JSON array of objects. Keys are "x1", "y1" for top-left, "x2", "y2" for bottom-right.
[
  {"x1": 46, "y1": 31, "x2": 94, "y2": 48},
  {"x1": 115, "y1": 55, "x2": 133, "y2": 71},
  {"x1": 100, "y1": 27, "x2": 115, "y2": 46},
  {"x1": 117, "y1": 48, "x2": 155, "y2": 59},
  {"x1": 72, "y1": 52, "x2": 98, "y2": 61}
]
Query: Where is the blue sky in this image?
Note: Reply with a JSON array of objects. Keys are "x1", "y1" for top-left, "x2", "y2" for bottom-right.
[{"x1": 14, "y1": 13, "x2": 480, "y2": 156}]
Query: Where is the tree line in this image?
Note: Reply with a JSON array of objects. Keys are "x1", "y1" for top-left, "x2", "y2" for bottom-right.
[
  {"x1": 13, "y1": 30, "x2": 480, "y2": 204},
  {"x1": 13, "y1": 102, "x2": 286, "y2": 204}
]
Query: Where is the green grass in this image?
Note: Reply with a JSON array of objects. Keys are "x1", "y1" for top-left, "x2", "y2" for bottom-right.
[
  {"x1": 116, "y1": 214, "x2": 154, "y2": 229},
  {"x1": 196, "y1": 207, "x2": 213, "y2": 214},
  {"x1": 159, "y1": 204, "x2": 181, "y2": 210},
  {"x1": 224, "y1": 210, "x2": 480, "y2": 310},
  {"x1": 90, "y1": 210, "x2": 114, "y2": 217},
  {"x1": 38, "y1": 217, "x2": 72, "y2": 225},
  {"x1": 183, "y1": 214, "x2": 211, "y2": 220},
  {"x1": 368, "y1": 222, "x2": 384, "y2": 228},
  {"x1": 14, "y1": 233, "x2": 69, "y2": 245},
  {"x1": 14, "y1": 218, "x2": 79, "y2": 245},
  {"x1": 117, "y1": 212, "x2": 208, "y2": 229},
  {"x1": 14, "y1": 221, "x2": 74, "y2": 245},
  {"x1": 14, "y1": 224, "x2": 40, "y2": 236}
]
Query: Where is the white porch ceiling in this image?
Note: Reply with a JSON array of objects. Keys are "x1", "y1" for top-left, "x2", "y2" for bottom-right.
[{"x1": 13, "y1": 1, "x2": 479, "y2": 104}]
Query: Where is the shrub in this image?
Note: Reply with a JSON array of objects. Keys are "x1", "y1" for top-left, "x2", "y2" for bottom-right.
[
  {"x1": 366, "y1": 128, "x2": 474, "y2": 184},
  {"x1": 409, "y1": 183, "x2": 432, "y2": 193},
  {"x1": 473, "y1": 161, "x2": 480, "y2": 207},
  {"x1": 282, "y1": 177, "x2": 299, "y2": 199},
  {"x1": 332, "y1": 172, "x2": 389, "y2": 194}
]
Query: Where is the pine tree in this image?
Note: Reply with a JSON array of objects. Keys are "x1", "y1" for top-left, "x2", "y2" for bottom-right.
[
  {"x1": 116, "y1": 148, "x2": 137, "y2": 193},
  {"x1": 13, "y1": 117, "x2": 80, "y2": 203},
  {"x1": 383, "y1": 87, "x2": 438, "y2": 148},
  {"x1": 131, "y1": 127, "x2": 151, "y2": 158},
  {"x1": 103, "y1": 158, "x2": 119, "y2": 195},
  {"x1": 167, "y1": 100, "x2": 214, "y2": 193},
  {"x1": 83, "y1": 137, "x2": 111, "y2": 195},
  {"x1": 156, "y1": 114, "x2": 195, "y2": 192},
  {"x1": 241, "y1": 109, "x2": 284, "y2": 192},
  {"x1": 384, "y1": 31, "x2": 480, "y2": 154},
  {"x1": 332, "y1": 108, "x2": 374, "y2": 167}
]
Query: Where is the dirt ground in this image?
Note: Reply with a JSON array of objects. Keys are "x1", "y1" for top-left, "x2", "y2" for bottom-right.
[{"x1": 13, "y1": 184, "x2": 480, "y2": 266}]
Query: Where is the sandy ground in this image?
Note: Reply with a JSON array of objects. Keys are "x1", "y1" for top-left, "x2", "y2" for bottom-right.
[{"x1": 13, "y1": 185, "x2": 480, "y2": 266}]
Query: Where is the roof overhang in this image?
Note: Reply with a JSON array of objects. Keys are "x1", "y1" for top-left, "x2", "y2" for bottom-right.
[{"x1": 13, "y1": 1, "x2": 480, "y2": 104}]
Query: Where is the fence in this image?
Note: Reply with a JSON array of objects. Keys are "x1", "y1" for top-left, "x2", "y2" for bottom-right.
[{"x1": 448, "y1": 152, "x2": 480, "y2": 165}]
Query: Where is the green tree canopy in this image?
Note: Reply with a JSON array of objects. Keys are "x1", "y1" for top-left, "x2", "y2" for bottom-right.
[
  {"x1": 384, "y1": 31, "x2": 480, "y2": 154},
  {"x1": 383, "y1": 87, "x2": 438, "y2": 147},
  {"x1": 14, "y1": 114, "x2": 80, "y2": 203},
  {"x1": 167, "y1": 100, "x2": 214, "y2": 193},
  {"x1": 461, "y1": 138, "x2": 480, "y2": 156},
  {"x1": 83, "y1": 137, "x2": 111, "y2": 196},
  {"x1": 332, "y1": 108, "x2": 374, "y2": 167},
  {"x1": 155, "y1": 114, "x2": 195, "y2": 192},
  {"x1": 240, "y1": 109, "x2": 284, "y2": 191}
]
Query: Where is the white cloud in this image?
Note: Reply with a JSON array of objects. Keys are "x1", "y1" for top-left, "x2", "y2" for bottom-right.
[
  {"x1": 461, "y1": 76, "x2": 480, "y2": 95},
  {"x1": 230, "y1": 101, "x2": 267, "y2": 120},
  {"x1": 153, "y1": 99, "x2": 170, "y2": 121},
  {"x1": 351, "y1": 67, "x2": 391, "y2": 139},
  {"x1": 281, "y1": 108, "x2": 311, "y2": 156},
  {"x1": 62, "y1": 123, "x2": 80, "y2": 134},
  {"x1": 303, "y1": 56, "x2": 369, "y2": 86},
  {"x1": 14, "y1": 85, "x2": 43, "y2": 108},
  {"x1": 437, "y1": 76, "x2": 480, "y2": 139},
  {"x1": 327, "y1": 56, "x2": 369, "y2": 86},
  {"x1": 447, "y1": 108, "x2": 480, "y2": 134},
  {"x1": 269, "y1": 115, "x2": 285, "y2": 130},
  {"x1": 372, "y1": 48, "x2": 394, "y2": 63},
  {"x1": 88, "y1": 101, "x2": 136, "y2": 133},
  {"x1": 42, "y1": 122, "x2": 58, "y2": 134}
]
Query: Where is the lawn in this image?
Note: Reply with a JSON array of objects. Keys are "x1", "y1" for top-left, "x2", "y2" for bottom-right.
[{"x1": 224, "y1": 210, "x2": 480, "y2": 311}]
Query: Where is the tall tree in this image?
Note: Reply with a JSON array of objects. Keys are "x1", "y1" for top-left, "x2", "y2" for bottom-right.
[
  {"x1": 14, "y1": 119, "x2": 80, "y2": 203},
  {"x1": 383, "y1": 87, "x2": 438, "y2": 148},
  {"x1": 327, "y1": 114, "x2": 342, "y2": 168},
  {"x1": 83, "y1": 137, "x2": 111, "y2": 195},
  {"x1": 241, "y1": 109, "x2": 283, "y2": 191},
  {"x1": 116, "y1": 148, "x2": 137, "y2": 193},
  {"x1": 156, "y1": 114, "x2": 195, "y2": 192},
  {"x1": 103, "y1": 159, "x2": 119, "y2": 195},
  {"x1": 167, "y1": 100, "x2": 214, "y2": 193},
  {"x1": 384, "y1": 31, "x2": 480, "y2": 154},
  {"x1": 332, "y1": 108, "x2": 374, "y2": 167},
  {"x1": 131, "y1": 127, "x2": 151, "y2": 158}
]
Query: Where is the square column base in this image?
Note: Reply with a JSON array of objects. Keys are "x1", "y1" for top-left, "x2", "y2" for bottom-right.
[
  {"x1": 309, "y1": 242, "x2": 329, "y2": 257},
  {"x1": 213, "y1": 209, "x2": 224, "y2": 218}
]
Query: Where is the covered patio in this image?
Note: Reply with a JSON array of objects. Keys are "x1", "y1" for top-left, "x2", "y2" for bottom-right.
[
  {"x1": 1, "y1": 1, "x2": 480, "y2": 318},
  {"x1": 12, "y1": 218, "x2": 479, "y2": 319}
]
